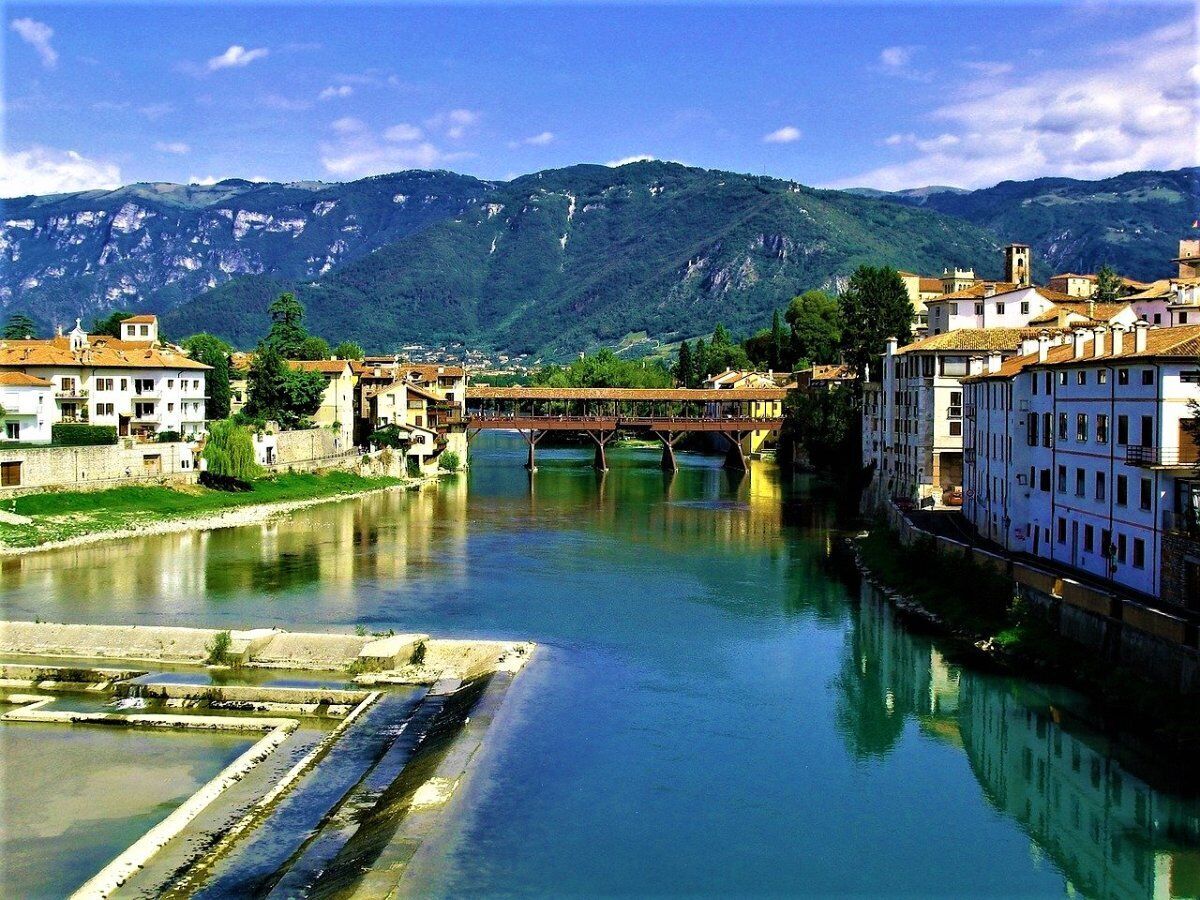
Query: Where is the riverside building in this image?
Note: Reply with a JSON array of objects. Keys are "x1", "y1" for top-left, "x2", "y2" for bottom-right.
[{"x1": 962, "y1": 322, "x2": 1200, "y2": 606}]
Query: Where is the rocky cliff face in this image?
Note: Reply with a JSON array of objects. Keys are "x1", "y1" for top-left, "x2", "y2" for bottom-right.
[{"x1": 1, "y1": 172, "x2": 494, "y2": 329}]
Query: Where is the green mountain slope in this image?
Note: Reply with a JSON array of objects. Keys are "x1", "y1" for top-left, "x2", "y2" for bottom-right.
[
  {"x1": 861, "y1": 168, "x2": 1198, "y2": 280},
  {"x1": 165, "y1": 162, "x2": 1004, "y2": 356}
]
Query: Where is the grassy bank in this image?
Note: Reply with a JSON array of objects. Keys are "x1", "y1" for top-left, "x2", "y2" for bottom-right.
[
  {"x1": 856, "y1": 525, "x2": 1200, "y2": 754},
  {"x1": 0, "y1": 471, "x2": 405, "y2": 549}
]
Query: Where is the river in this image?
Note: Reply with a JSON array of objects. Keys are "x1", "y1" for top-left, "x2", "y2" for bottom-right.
[{"x1": 2, "y1": 432, "x2": 1199, "y2": 898}]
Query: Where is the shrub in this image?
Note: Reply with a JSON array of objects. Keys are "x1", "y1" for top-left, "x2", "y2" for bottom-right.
[
  {"x1": 199, "y1": 470, "x2": 253, "y2": 492},
  {"x1": 205, "y1": 630, "x2": 234, "y2": 666},
  {"x1": 156, "y1": 430, "x2": 182, "y2": 443},
  {"x1": 370, "y1": 424, "x2": 410, "y2": 449},
  {"x1": 51, "y1": 423, "x2": 117, "y2": 446},
  {"x1": 203, "y1": 419, "x2": 261, "y2": 483},
  {"x1": 407, "y1": 456, "x2": 421, "y2": 478},
  {"x1": 438, "y1": 451, "x2": 461, "y2": 472}
]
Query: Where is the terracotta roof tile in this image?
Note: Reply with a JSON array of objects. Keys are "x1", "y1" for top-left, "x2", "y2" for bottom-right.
[
  {"x1": 894, "y1": 328, "x2": 1048, "y2": 354},
  {"x1": 0, "y1": 371, "x2": 52, "y2": 387},
  {"x1": 0, "y1": 339, "x2": 209, "y2": 370}
]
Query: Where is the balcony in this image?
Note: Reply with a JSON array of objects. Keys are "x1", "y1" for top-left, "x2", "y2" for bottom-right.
[
  {"x1": 1164, "y1": 510, "x2": 1200, "y2": 541},
  {"x1": 55, "y1": 388, "x2": 88, "y2": 401},
  {"x1": 1126, "y1": 446, "x2": 1199, "y2": 470}
]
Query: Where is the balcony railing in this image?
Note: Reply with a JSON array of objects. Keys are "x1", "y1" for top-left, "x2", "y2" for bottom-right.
[
  {"x1": 55, "y1": 388, "x2": 88, "y2": 400},
  {"x1": 1126, "y1": 446, "x2": 1199, "y2": 468}
]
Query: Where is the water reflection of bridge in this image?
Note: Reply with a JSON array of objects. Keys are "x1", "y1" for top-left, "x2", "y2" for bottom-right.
[{"x1": 465, "y1": 386, "x2": 786, "y2": 472}]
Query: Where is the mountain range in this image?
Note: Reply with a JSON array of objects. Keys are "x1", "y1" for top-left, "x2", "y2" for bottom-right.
[{"x1": 2, "y1": 163, "x2": 1195, "y2": 357}]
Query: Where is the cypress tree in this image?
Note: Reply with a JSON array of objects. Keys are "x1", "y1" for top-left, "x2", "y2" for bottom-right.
[{"x1": 674, "y1": 341, "x2": 694, "y2": 388}]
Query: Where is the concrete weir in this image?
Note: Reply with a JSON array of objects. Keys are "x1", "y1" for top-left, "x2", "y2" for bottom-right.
[{"x1": 0, "y1": 620, "x2": 534, "y2": 899}]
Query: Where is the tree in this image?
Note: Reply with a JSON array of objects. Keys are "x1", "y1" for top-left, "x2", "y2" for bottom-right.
[
  {"x1": 693, "y1": 338, "x2": 707, "y2": 383},
  {"x1": 1095, "y1": 265, "x2": 1122, "y2": 302},
  {"x1": 90, "y1": 310, "x2": 134, "y2": 337},
  {"x1": 2, "y1": 312, "x2": 36, "y2": 339},
  {"x1": 333, "y1": 340, "x2": 365, "y2": 360},
  {"x1": 770, "y1": 309, "x2": 786, "y2": 371},
  {"x1": 296, "y1": 335, "x2": 332, "y2": 361},
  {"x1": 703, "y1": 322, "x2": 751, "y2": 374},
  {"x1": 183, "y1": 333, "x2": 233, "y2": 420},
  {"x1": 786, "y1": 290, "x2": 843, "y2": 367},
  {"x1": 244, "y1": 342, "x2": 326, "y2": 428},
  {"x1": 674, "y1": 341, "x2": 695, "y2": 388},
  {"x1": 532, "y1": 348, "x2": 673, "y2": 389},
  {"x1": 839, "y1": 266, "x2": 912, "y2": 387},
  {"x1": 264, "y1": 293, "x2": 310, "y2": 358},
  {"x1": 202, "y1": 419, "x2": 261, "y2": 481}
]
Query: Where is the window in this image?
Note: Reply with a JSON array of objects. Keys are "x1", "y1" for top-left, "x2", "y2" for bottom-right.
[
  {"x1": 1058, "y1": 413, "x2": 1068, "y2": 441},
  {"x1": 1021, "y1": 301, "x2": 1029, "y2": 314},
  {"x1": 1117, "y1": 415, "x2": 1129, "y2": 445},
  {"x1": 167, "y1": 379, "x2": 174, "y2": 389},
  {"x1": 1154, "y1": 313, "x2": 1162, "y2": 324},
  {"x1": 1142, "y1": 369, "x2": 1154, "y2": 385},
  {"x1": 1032, "y1": 375, "x2": 1039, "y2": 396},
  {"x1": 1101, "y1": 529, "x2": 1112, "y2": 558},
  {"x1": 1140, "y1": 415, "x2": 1153, "y2": 447},
  {"x1": 96, "y1": 403, "x2": 114, "y2": 416},
  {"x1": 1117, "y1": 475, "x2": 1128, "y2": 506},
  {"x1": 1059, "y1": 372, "x2": 1067, "y2": 385},
  {"x1": 1075, "y1": 468, "x2": 1086, "y2": 497},
  {"x1": 134, "y1": 378, "x2": 154, "y2": 395},
  {"x1": 96, "y1": 377, "x2": 113, "y2": 391},
  {"x1": 1045, "y1": 373, "x2": 1052, "y2": 394},
  {"x1": 1098, "y1": 369, "x2": 1108, "y2": 385},
  {"x1": 1057, "y1": 517, "x2": 1067, "y2": 544},
  {"x1": 1084, "y1": 525, "x2": 1094, "y2": 553},
  {"x1": 1117, "y1": 533, "x2": 1127, "y2": 564},
  {"x1": 134, "y1": 401, "x2": 155, "y2": 419},
  {"x1": 975, "y1": 303, "x2": 984, "y2": 315},
  {"x1": 1027, "y1": 414, "x2": 1039, "y2": 446},
  {"x1": 949, "y1": 421, "x2": 962, "y2": 436},
  {"x1": 0, "y1": 461, "x2": 21, "y2": 486},
  {"x1": 1181, "y1": 312, "x2": 1190, "y2": 325},
  {"x1": 5, "y1": 422, "x2": 19, "y2": 440},
  {"x1": 167, "y1": 402, "x2": 175, "y2": 413},
  {"x1": 1057, "y1": 465, "x2": 1067, "y2": 493},
  {"x1": 120, "y1": 378, "x2": 128, "y2": 391},
  {"x1": 1133, "y1": 538, "x2": 1145, "y2": 569},
  {"x1": 1140, "y1": 478, "x2": 1152, "y2": 511},
  {"x1": 1118, "y1": 369, "x2": 1129, "y2": 385},
  {"x1": 1183, "y1": 371, "x2": 1200, "y2": 384},
  {"x1": 139, "y1": 324, "x2": 149, "y2": 336},
  {"x1": 1097, "y1": 414, "x2": 1109, "y2": 443},
  {"x1": 1096, "y1": 471, "x2": 1106, "y2": 502},
  {"x1": 1043, "y1": 412, "x2": 1053, "y2": 447},
  {"x1": 996, "y1": 302, "x2": 1005, "y2": 314},
  {"x1": 1039, "y1": 469, "x2": 1051, "y2": 492},
  {"x1": 1077, "y1": 414, "x2": 1088, "y2": 442},
  {"x1": 1077, "y1": 371, "x2": 1087, "y2": 385}
]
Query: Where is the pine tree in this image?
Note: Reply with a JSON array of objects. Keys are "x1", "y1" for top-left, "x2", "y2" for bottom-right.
[
  {"x1": 264, "y1": 292, "x2": 310, "y2": 359},
  {"x1": 770, "y1": 309, "x2": 785, "y2": 371},
  {"x1": 693, "y1": 338, "x2": 707, "y2": 386},
  {"x1": 674, "y1": 340, "x2": 694, "y2": 388},
  {"x1": 1, "y1": 312, "x2": 36, "y2": 339},
  {"x1": 1095, "y1": 265, "x2": 1122, "y2": 302},
  {"x1": 839, "y1": 266, "x2": 912, "y2": 390}
]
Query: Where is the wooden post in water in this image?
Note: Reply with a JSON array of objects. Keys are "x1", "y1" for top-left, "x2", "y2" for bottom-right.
[
  {"x1": 653, "y1": 430, "x2": 687, "y2": 472},
  {"x1": 586, "y1": 430, "x2": 615, "y2": 472},
  {"x1": 722, "y1": 430, "x2": 749, "y2": 472},
  {"x1": 521, "y1": 429, "x2": 545, "y2": 472}
]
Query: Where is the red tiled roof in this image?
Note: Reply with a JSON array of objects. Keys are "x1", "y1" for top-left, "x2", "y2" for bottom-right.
[{"x1": 0, "y1": 371, "x2": 52, "y2": 387}]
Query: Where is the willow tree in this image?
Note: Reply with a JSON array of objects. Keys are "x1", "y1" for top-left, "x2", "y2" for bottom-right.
[{"x1": 203, "y1": 419, "x2": 261, "y2": 481}]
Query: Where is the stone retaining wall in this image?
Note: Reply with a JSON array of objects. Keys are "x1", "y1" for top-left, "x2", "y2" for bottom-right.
[{"x1": 0, "y1": 441, "x2": 197, "y2": 497}]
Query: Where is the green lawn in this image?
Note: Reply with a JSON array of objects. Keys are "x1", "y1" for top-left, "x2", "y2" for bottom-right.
[{"x1": 0, "y1": 471, "x2": 404, "y2": 549}]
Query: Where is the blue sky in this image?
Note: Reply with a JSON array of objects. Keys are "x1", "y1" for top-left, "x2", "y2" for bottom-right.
[{"x1": 4, "y1": 1, "x2": 1196, "y2": 195}]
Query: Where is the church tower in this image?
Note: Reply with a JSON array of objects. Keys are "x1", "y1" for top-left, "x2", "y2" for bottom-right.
[{"x1": 1004, "y1": 243, "x2": 1031, "y2": 287}]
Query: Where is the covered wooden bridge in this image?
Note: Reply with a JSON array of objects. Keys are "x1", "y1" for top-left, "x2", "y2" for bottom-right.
[{"x1": 465, "y1": 386, "x2": 787, "y2": 472}]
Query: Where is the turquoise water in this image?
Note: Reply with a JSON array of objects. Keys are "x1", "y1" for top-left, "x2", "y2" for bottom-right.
[{"x1": 3, "y1": 432, "x2": 1199, "y2": 897}]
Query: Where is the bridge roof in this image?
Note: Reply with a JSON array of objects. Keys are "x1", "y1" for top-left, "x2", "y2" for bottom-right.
[{"x1": 467, "y1": 386, "x2": 788, "y2": 401}]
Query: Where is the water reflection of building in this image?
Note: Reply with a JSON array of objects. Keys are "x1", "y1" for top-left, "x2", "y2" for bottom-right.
[{"x1": 842, "y1": 585, "x2": 1200, "y2": 900}]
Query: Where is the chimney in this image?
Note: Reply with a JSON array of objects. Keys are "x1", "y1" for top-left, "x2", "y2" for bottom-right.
[
  {"x1": 1092, "y1": 326, "x2": 1107, "y2": 357},
  {"x1": 987, "y1": 351, "x2": 1002, "y2": 374},
  {"x1": 968, "y1": 355, "x2": 984, "y2": 377},
  {"x1": 1020, "y1": 337, "x2": 1039, "y2": 356},
  {"x1": 886, "y1": 337, "x2": 899, "y2": 357},
  {"x1": 1134, "y1": 319, "x2": 1148, "y2": 352},
  {"x1": 1072, "y1": 329, "x2": 1087, "y2": 359},
  {"x1": 1037, "y1": 331, "x2": 1050, "y2": 363},
  {"x1": 1112, "y1": 323, "x2": 1125, "y2": 355}
]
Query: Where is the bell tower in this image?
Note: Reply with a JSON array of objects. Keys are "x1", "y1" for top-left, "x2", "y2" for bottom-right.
[{"x1": 1004, "y1": 243, "x2": 1031, "y2": 287}]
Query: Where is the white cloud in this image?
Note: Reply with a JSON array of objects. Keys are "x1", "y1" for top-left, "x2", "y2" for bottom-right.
[
  {"x1": 513, "y1": 130, "x2": 554, "y2": 146},
  {"x1": 384, "y1": 123, "x2": 423, "y2": 142},
  {"x1": 139, "y1": 102, "x2": 174, "y2": 120},
  {"x1": 320, "y1": 119, "x2": 470, "y2": 178},
  {"x1": 154, "y1": 141, "x2": 191, "y2": 155},
  {"x1": 207, "y1": 44, "x2": 269, "y2": 72},
  {"x1": 879, "y1": 46, "x2": 913, "y2": 69},
  {"x1": 835, "y1": 19, "x2": 1199, "y2": 190},
  {"x1": 0, "y1": 146, "x2": 120, "y2": 197},
  {"x1": 426, "y1": 108, "x2": 480, "y2": 140},
  {"x1": 606, "y1": 155, "x2": 656, "y2": 167},
  {"x1": 11, "y1": 18, "x2": 57, "y2": 69},
  {"x1": 261, "y1": 93, "x2": 311, "y2": 112},
  {"x1": 763, "y1": 126, "x2": 802, "y2": 144},
  {"x1": 188, "y1": 174, "x2": 269, "y2": 186},
  {"x1": 319, "y1": 85, "x2": 353, "y2": 100}
]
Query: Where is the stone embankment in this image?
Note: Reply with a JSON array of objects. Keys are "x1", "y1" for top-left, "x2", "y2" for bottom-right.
[{"x1": 0, "y1": 620, "x2": 532, "y2": 681}]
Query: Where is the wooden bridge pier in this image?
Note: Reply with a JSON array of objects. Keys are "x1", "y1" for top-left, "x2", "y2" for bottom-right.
[
  {"x1": 652, "y1": 430, "x2": 688, "y2": 472},
  {"x1": 586, "y1": 430, "x2": 616, "y2": 472},
  {"x1": 722, "y1": 431, "x2": 750, "y2": 472},
  {"x1": 519, "y1": 428, "x2": 546, "y2": 472}
]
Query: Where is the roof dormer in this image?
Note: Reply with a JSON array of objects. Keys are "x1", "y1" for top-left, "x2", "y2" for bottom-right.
[{"x1": 68, "y1": 319, "x2": 88, "y2": 351}]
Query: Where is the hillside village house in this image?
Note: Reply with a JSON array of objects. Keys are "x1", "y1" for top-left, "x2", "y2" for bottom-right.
[
  {"x1": 289, "y1": 359, "x2": 356, "y2": 448},
  {"x1": 702, "y1": 369, "x2": 789, "y2": 455},
  {"x1": 0, "y1": 316, "x2": 209, "y2": 444},
  {"x1": 962, "y1": 323, "x2": 1200, "y2": 606},
  {"x1": 861, "y1": 328, "x2": 1064, "y2": 507},
  {"x1": 355, "y1": 359, "x2": 469, "y2": 468}
]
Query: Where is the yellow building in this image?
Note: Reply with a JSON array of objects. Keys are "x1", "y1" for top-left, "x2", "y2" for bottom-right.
[
  {"x1": 288, "y1": 359, "x2": 357, "y2": 448},
  {"x1": 702, "y1": 369, "x2": 788, "y2": 455}
]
